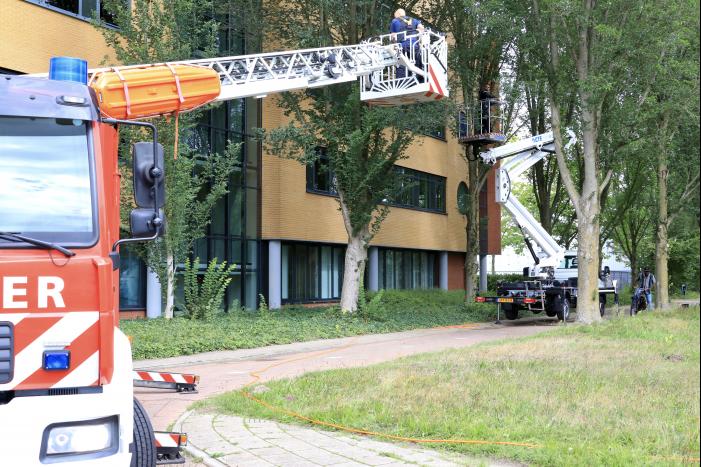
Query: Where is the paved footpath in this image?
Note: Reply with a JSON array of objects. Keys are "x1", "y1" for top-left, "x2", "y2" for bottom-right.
[{"x1": 134, "y1": 317, "x2": 559, "y2": 466}]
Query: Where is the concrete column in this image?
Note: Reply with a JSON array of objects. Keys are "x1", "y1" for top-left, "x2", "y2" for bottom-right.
[
  {"x1": 146, "y1": 268, "x2": 162, "y2": 319},
  {"x1": 368, "y1": 247, "x2": 379, "y2": 292},
  {"x1": 439, "y1": 251, "x2": 449, "y2": 290},
  {"x1": 268, "y1": 240, "x2": 282, "y2": 309},
  {"x1": 479, "y1": 254, "x2": 488, "y2": 292}
]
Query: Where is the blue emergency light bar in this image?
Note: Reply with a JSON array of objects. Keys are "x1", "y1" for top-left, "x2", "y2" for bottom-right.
[{"x1": 49, "y1": 57, "x2": 88, "y2": 85}]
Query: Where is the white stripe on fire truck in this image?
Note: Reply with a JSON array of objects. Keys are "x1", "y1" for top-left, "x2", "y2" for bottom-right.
[
  {"x1": 0, "y1": 312, "x2": 99, "y2": 391},
  {"x1": 0, "y1": 313, "x2": 29, "y2": 326},
  {"x1": 53, "y1": 351, "x2": 99, "y2": 388}
]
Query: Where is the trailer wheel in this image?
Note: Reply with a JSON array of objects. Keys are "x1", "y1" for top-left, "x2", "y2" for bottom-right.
[
  {"x1": 557, "y1": 298, "x2": 570, "y2": 322},
  {"x1": 131, "y1": 398, "x2": 156, "y2": 467},
  {"x1": 503, "y1": 304, "x2": 519, "y2": 320}
]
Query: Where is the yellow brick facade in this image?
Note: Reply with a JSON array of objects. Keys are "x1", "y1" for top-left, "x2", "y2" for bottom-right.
[
  {"x1": 1, "y1": 0, "x2": 469, "y2": 257},
  {"x1": 0, "y1": 1, "x2": 117, "y2": 74},
  {"x1": 261, "y1": 95, "x2": 469, "y2": 253}
]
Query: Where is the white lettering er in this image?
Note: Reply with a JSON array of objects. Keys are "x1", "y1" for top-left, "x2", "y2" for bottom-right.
[
  {"x1": 3, "y1": 276, "x2": 28, "y2": 309},
  {"x1": 38, "y1": 276, "x2": 65, "y2": 308}
]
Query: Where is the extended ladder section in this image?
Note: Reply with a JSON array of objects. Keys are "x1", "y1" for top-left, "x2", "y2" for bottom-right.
[
  {"x1": 82, "y1": 30, "x2": 447, "y2": 116},
  {"x1": 480, "y1": 131, "x2": 576, "y2": 277}
]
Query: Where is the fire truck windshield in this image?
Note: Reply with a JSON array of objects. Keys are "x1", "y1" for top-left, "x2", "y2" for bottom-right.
[{"x1": 0, "y1": 116, "x2": 96, "y2": 246}]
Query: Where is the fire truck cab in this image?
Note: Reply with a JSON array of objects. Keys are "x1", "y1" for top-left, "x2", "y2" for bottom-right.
[{"x1": 0, "y1": 74, "x2": 136, "y2": 465}]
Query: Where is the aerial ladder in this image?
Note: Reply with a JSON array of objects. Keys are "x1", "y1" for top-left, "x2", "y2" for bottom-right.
[
  {"x1": 475, "y1": 131, "x2": 616, "y2": 321},
  {"x1": 1, "y1": 30, "x2": 447, "y2": 466}
]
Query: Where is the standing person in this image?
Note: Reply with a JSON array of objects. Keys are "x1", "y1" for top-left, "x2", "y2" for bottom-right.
[
  {"x1": 390, "y1": 9, "x2": 424, "y2": 78},
  {"x1": 637, "y1": 267, "x2": 657, "y2": 310}
]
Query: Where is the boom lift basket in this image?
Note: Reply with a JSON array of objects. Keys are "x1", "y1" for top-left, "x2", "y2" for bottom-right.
[{"x1": 360, "y1": 31, "x2": 448, "y2": 106}]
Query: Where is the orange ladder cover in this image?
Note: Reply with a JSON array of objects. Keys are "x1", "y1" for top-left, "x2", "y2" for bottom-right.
[{"x1": 90, "y1": 64, "x2": 221, "y2": 120}]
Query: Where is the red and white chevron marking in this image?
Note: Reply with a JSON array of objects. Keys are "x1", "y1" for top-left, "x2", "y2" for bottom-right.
[
  {"x1": 424, "y1": 65, "x2": 445, "y2": 101},
  {"x1": 0, "y1": 312, "x2": 100, "y2": 391},
  {"x1": 154, "y1": 432, "x2": 186, "y2": 448},
  {"x1": 132, "y1": 370, "x2": 197, "y2": 385}
]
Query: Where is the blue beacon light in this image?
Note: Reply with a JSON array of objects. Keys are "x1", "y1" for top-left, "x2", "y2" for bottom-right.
[
  {"x1": 43, "y1": 350, "x2": 71, "y2": 370},
  {"x1": 49, "y1": 57, "x2": 88, "y2": 85}
]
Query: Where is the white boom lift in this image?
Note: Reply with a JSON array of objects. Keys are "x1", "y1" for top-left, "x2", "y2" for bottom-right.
[
  {"x1": 477, "y1": 130, "x2": 616, "y2": 321},
  {"x1": 480, "y1": 130, "x2": 576, "y2": 278}
]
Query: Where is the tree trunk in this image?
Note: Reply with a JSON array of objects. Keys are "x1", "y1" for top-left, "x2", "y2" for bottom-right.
[
  {"x1": 339, "y1": 232, "x2": 369, "y2": 312},
  {"x1": 464, "y1": 146, "x2": 482, "y2": 301},
  {"x1": 164, "y1": 251, "x2": 175, "y2": 319},
  {"x1": 574, "y1": 105, "x2": 603, "y2": 324},
  {"x1": 630, "y1": 255, "x2": 638, "y2": 288},
  {"x1": 465, "y1": 207, "x2": 479, "y2": 300},
  {"x1": 655, "y1": 149, "x2": 670, "y2": 309}
]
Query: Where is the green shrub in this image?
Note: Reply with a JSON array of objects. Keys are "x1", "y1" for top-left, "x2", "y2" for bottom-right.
[
  {"x1": 181, "y1": 257, "x2": 236, "y2": 320},
  {"x1": 123, "y1": 288, "x2": 498, "y2": 359}
]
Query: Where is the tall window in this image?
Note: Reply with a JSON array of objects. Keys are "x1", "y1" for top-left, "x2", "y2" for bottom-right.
[
  {"x1": 282, "y1": 242, "x2": 344, "y2": 303},
  {"x1": 378, "y1": 248, "x2": 437, "y2": 290},
  {"x1": 28, "y1": 0, "x2": 124, "y2": 25},
  {"x1": 306, "y1": 147, "x2": 336, "y2": 195}
]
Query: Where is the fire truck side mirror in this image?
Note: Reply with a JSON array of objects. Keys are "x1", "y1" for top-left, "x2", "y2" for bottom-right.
[
  {"x1": 132, "y1": 141, "x2": 165, "y2": 209},
  {"x1": 130, "y1": 208, "x2": 165, "y2": 237}
]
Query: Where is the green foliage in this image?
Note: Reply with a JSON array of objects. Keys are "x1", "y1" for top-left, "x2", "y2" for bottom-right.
[
  {"x1": 122, "y1": 290, "x2": 496, "y2": 359},
  {"x1": 358, "y1": 284, "x2": 387, "y2": 322},
  {"x1": 181, "y1": 257, "x2": 236, "y2": 320},
  {"x1": 207, "y1": 307, "x2": 700, "y2": 466},
  {"x1": 486, "y1": 273, "x2": 525, "y2": 293},
  {"x1": 96, "y1": 1, "x2": 241, "y2": 313}
]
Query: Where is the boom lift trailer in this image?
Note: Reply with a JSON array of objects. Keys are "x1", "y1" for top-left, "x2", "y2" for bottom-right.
[
  {"x1": 0, "y1": 30, "x2": 447, "y2": 466},
  {"x1": 476, "y1": 132, "x2": 617, "y2": 321}
]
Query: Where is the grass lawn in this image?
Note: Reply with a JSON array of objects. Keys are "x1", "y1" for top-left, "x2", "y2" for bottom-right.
[
  {"x1": 122, "y1": 290, "x2": 496, "y2": 359},
  {"x1": 203, "y1": 307, "x2": 700, "y2": 466}
]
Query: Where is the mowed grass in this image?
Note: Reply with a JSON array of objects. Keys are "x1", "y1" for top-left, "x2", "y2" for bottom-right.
[{"x1": 204, "y1": 308, "x2": 700, "y2": 466}]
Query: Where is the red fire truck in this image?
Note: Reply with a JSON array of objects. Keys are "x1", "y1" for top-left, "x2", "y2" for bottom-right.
[{"x1": 0, "y1": 31, "x2": 448, "y2": 466}]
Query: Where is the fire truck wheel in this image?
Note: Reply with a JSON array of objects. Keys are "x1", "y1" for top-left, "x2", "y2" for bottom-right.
[{"x1": 132, "y1": 398, "x2": 157, "y2": 467}]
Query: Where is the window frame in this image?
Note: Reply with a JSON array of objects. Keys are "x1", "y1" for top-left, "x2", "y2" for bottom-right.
[{"x1": 24, "y1": 0, "x2": 125, "y2": 29}]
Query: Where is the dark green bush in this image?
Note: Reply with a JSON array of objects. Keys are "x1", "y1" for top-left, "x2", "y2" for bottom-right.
[{"x1": 487, "y1": 273, "x2": 525, "y2": 292}]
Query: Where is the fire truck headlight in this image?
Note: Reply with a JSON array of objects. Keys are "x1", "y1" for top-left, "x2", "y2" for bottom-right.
[{"x1": 43, "y1": 416, "x2": 118, "y2": 460}]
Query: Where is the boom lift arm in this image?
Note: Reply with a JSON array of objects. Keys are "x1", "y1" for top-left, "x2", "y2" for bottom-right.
[
  {"x1": 480, "y1": 130, "x2": 576, "y2": 277},
  {"x1": 31, "y1": 30, "x2": 448, "y2": 117}
]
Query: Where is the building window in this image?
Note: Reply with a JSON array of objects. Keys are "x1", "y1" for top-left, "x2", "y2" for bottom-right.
[
  {"x1": 27, "y1": 0, "x2": 125, "y2": 26},
  {"x1": 282, "y1": 242, "x2": 344, "y2": 303},
  {"x1": 392, "y1": 166, "x2": 446, "y2": 213},
  {"x1": 119, "y1": 245, "x2": 146, "y2": 310},
  {"x1": 378, "y1": 248, "x2": 437, "y2": 290},
  {"x1": 306, "y1": 147, "x2": 336, "y2": 195},
  {"x1": 187, "y1": 99, "x2": 259, "y2": 310},
  {"x1": 424, "y1": 123, "x2": 446, "y2": 141},
  {"x1": 305, "y1": 155, "x2": 445, "y2": 214}
]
